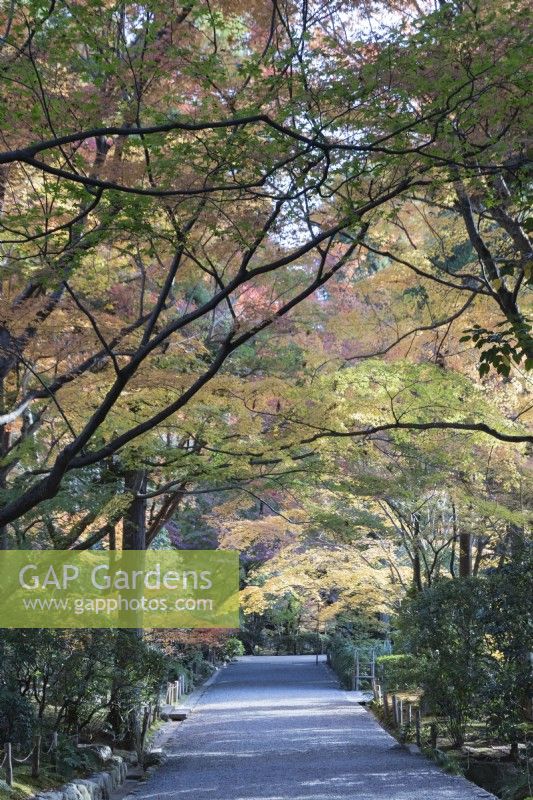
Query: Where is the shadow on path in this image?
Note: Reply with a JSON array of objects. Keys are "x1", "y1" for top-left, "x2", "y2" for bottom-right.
[{"x1": 127, "y1": 655, "x2": 496, "y2": 800}]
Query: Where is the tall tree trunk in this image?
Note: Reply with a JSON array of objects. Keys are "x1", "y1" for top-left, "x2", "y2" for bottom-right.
[
  {"x1": 508, "y1": 523, "x2": 525, "y2": 561},
  {"x1": 459, "y1": 529, "x2": 472, "y2": 578},
  {"x1": 123, "y1": 469, "x2": 147, "y2": 550},
  {"x1": 412, "y1": 513, "x2": 423, "y2": 591},
  {"x1": 107, "y1": 468, "x2": 147, "y2": 751},
  {"x1": 0, "y1": 375, "x2": 10, "y2": 550},
  {"x1": 472, "y1": 537, "x2": 487, "y2": 576},
  {"x1": 450, "y1": 501, "x2": 458, "y2": 577}
]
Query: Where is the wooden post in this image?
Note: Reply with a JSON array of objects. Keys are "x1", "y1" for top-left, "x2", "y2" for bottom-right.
[
  {"x1": 51, "y1": 732, "x2": 58, "y2": 769},
  {"x1": 174, "y1": 680, "x2": 179, "y2": 702},
  {"x1": 5, "y1": 742, "x2": 13, "y2": 786},
  {"x1": 31, "y1": 733, "x2": 41, "y2": 779},
  {"x1": 383, "y1": 690, "x2": 389, "y2": 718},
  {"x1": 399, "y1": 699, "x2": 404, "y2": 727},
  {"x1": 355, "y1": 651, "x2": 360, "y2": 691},
  {"x1": 408, "y1": 703, "x2": 412, "y2": 725},
  {"x1": 415, "y1": 709, "x2": 421, "y2": 747},
  {"x1": 392, "y1": 695, "x2": 398, "y2": 726}
]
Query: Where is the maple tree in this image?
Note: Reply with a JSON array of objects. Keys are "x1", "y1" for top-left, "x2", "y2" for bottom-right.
[
  {"x1": 0, "y1": 0, "x2": 531, "y2": 539},
  {"x1": 0, "y1": 1, "x2": 531, "y2": 788}
]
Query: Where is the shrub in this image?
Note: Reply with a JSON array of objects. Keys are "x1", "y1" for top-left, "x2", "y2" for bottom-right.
[
  {"x1": 328, "y1": 635, "x2": 357, "y2": 689},
  {"x1": 223, "y1": 637, "x2": 245, "y2": 660},
  {"x1": 376, "y1": 654, "x2": 421, "y2": 692},
  {"x1": 399, "y1": 578, "x2": 489, "y2": 747},
  {"x1": 0, "y1": 689, "x2": 34, "y2": 749},
  {"x1": 328, "y1": 635, "x2": 390, "y2": 690},
  {"x1": 398, "y1": 556, "x2": 533, "y2": 751}
]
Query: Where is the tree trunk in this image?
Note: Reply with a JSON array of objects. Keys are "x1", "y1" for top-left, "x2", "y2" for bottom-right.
[
  {"x1": 450, "y1": 502, "x2": 458, "y2": 577},
  {"x1": 459, "y1": 529, "x2": 472, "y2": 578},
  {"x1": 412, "y1": 514, "x2": 423, "y2": 591},
  {"x1": 123, "y1": 469, "x2": 147, "y2": 550},
  {"x1": 107, "y1": 467, "x2": 147, "y2": 748},
  {"x1": 0, "y1": 375, "x2": 10, "y2": 550}
]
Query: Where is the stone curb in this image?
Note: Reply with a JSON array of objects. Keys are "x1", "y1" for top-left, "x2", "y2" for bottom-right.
[
  {"x1": 373, "y1": 718, "x2": 499, "y2": 799},
  {"x1": 29, "y1": 751, "x2": 128, "y2": 800},
  {"x1": 186, "y1": 663, "x2": 225, "y2": 711}
]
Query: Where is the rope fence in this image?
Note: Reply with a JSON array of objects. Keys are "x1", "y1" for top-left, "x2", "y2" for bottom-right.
[
  {"x1": 0, "y1": 667, "x2": 205, "y2": 787},
  {"x1": 12, "y1": 748, "x2": 34, "y2": 763},
  {"x1": 0, "y1": 681, "x2": 177, "y2": 786}
]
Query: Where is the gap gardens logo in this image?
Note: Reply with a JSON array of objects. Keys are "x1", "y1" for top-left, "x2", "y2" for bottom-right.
[{"x1": 0, "y1": 550, "x2": 239, "y2": 629}]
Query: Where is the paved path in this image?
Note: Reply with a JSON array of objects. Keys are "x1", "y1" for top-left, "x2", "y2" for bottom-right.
[{"x1": 128, "y1": 655, "x2": 496, "y2": 800}]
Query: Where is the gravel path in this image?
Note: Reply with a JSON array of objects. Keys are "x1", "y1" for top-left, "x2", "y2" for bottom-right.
[{"x1": 128, "y1": 655, "x2": 496, "y2": 800}]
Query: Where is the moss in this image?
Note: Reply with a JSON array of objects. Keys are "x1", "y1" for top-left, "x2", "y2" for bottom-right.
[{"x1": 0, "y1": 765, "x2": 61, "y2": 799}]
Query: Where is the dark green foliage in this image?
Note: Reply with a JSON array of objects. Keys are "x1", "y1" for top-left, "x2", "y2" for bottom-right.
[
  {"x1": 328, "y1": 635, "x2": 358, "y2": 689},
  {"x1": 0, "y1": 628, "x2": 171, "y2": 752},
  {"x1": 460, "y1": 321, "x2": 533, "y2": 376},
  {"x1": 479, "y1": 554, "x2": 533, "y2": 749},
  {"x1": 400, "y1": 578, "x2": 486, "y2": 746},
  {"x1": 328, "y1": 635, "x2": 391, "y2": 690},
  {"x1": 0, "y1": 688, "x2": 35, "y2": 748},
  {"x1": 398, "y1": 555, "x2": 533, "y2": 748},
  {"x1": 376, "y1": 655, "x2": 421, "y2": 692},
  {"x1": 54, "y1": 737, "x2": 99, "y2": 779}
]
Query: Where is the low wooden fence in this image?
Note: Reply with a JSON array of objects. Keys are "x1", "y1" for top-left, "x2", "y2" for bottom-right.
[
  {"x1": 0, "y1": 674, "x2": 197, "y2": 786},
  {"x1": 349, "y1": 643, "x2": 392, "y2": 692},
  {"x1": 0, "y1": 731, "x2": 60, "y2": 786},
  {"x1": 164, "y1": 674, "x2": 192, "y2": 705},
  {"x1": 371, "y1": 679, "x2": 426, "y2": 747}
]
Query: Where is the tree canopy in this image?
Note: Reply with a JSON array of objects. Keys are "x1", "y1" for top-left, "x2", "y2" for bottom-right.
[{"x1": 0, "y1": 1, "x2": 531, "y2": 792}]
